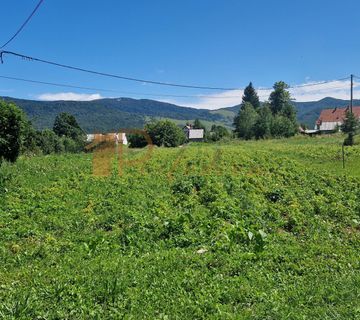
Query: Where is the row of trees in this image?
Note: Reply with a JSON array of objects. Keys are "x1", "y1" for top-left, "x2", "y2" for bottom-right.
[
  {"x1": 0, "y1": 101, "x2": 85, "y2": 163},
  {"x1": 233, "y1": 82, "x2": 298, "y2": 139},
  {"x1": 127, "y1": 119, "x2": 231, "y2": 148},
  {"x1": 128, "y1": 81, "x2": 301, "y2": 149}
]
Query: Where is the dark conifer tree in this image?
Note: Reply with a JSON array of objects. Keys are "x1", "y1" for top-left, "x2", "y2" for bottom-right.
[{"x1": 242, "y1": 82, "x2": 261, "y2": 109}]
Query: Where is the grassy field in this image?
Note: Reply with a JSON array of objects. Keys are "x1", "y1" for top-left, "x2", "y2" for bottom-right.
[{"x1": 0, "y1": 136, "x2": 359, "y2": 319}]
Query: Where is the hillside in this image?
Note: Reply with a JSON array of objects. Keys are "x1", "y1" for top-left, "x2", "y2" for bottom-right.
[
  {"x1": 0, "y1": 96, "x2": 224, "y2": 133},
  {"x1": 1, "y1": 137, "x2": 359, "y2": 318},
  {"x1": 295, "y1": 97, "x2": 360, "y2": 127},
  {"x1": 1, "y1": 96, "x2": 356, "y2": 132}
]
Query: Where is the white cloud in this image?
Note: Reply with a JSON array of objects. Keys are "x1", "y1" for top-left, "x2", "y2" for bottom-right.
[
  {"x1": 289, "y1": 80, "x2": 356, "y2": 102},
  {"x1": 176, "y1": 79, "x2": 358, "y2": 110},
  {"x1": 37, "y1": 92, "x2": 103, "y2": 101},
  {"x1": 33, "y1": 80, "x2": 359, "y2": 110}
]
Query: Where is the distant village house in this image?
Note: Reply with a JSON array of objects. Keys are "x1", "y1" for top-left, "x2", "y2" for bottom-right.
[
  {"x1": 315, "y1": 106, "x2": 360, "y2": 133},
  {"x1": 86, "y1": 133, "x2": 128, "y2": 145},
  {"x1": 183, "y1": 125, "x2": 204, "y2": 141}
]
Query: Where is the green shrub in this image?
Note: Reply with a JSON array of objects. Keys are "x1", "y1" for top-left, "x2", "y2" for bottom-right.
[{"x1": 0, "y1": 101, "x2": 26, "y2": 162}]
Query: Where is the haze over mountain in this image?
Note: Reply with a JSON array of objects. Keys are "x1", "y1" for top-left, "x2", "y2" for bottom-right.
[{"x1": 1, "y1": 96, "x2": 356, "y2": 132}]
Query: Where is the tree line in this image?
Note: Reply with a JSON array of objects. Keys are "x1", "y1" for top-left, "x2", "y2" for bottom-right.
[
  {"x1": 128, "y1": 81, "x2": 299, "y2": 148},
  {"x1": 127, "y1": 119, "x2": 231, "y2": 148},
  {"x1": 4, "y1": 80, "x2": 358, "y2": 164},
  {"x1": 233, "y1": 81, "x2": 298, "y2": 139},
  {"x1": 2, "y1": 81, "x2": 297, "y2": 163},
  {"x1": 0, "y1": 101, "x2": 86, "y2": 164}
]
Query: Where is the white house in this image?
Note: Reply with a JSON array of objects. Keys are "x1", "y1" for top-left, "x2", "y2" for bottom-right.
[
  {"x1": 315, "y1": 106, "x2": 360, "y2": 132},
  {"x1": 86, "y1": 132, "x2": 128, "y2": 145}
]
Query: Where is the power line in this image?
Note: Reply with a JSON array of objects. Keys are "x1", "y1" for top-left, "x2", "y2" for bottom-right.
[
  {"x1": 0, "y1": 49, "x2": 351, "y2": 96},
  {"x1": 0, "y1": 50, "x2": 240, "y2": 91},
  {"x1": 0, "y1": 74, "x2": 243, "y2": 99},
  {"x1": 0, "y1": 50, "x2": 350, "y2": 92},
  {"x1": 1, "y1": 0, "x2": 45, "y2": 49},
  {"x1": 0, "y1": 73, "x2": 352, "y2": 103}
]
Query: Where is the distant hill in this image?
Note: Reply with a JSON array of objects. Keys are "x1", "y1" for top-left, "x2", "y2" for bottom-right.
[
  {"x1": 1, "y1": 96, "x2": 356, "y2": 132},
  {"x1": 294, "y1": 97, "x2": 360, "y2": 127},
  {"x1": 0, "y1": 97, "x2": 224, "y2": 133}
]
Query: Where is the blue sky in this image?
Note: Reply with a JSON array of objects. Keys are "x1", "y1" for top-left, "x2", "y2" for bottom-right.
[{"x1": 0, "y1": 0, "x2": 360, "y2": 109}]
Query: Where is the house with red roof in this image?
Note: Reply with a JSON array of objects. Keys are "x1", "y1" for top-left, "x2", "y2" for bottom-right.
[{"x1": 315, "y1": 106, "x2": 360, "y2": 132}]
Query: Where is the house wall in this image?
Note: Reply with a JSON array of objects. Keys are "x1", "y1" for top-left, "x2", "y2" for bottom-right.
[
  {"x1": 188, "y1": 129, "x2": 204, "y2": 139},
  {"x1": 87, "y1": 133, "x2": 128, "y2": 145},
  {"x1": 315, "y1": 121, "x2": 341, "y2": 131}
]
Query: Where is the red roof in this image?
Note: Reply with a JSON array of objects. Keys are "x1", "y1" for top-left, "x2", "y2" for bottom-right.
[{"x1": 317, "y1": 106, "x2": 360, "y2": 123}]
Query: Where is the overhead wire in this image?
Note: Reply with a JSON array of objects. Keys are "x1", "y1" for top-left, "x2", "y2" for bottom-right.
[
  {"x1": 0, "y1": 50, "x2": 351, "y2": 95},
  {"x1": 0, "y1": 74, "x2": 243, "y2": 99},
  {"x1": 0, "y1": 50, "x2": 353, "y2": 105},
  {"x1": 0, "y1": 0, "x2": 45, "y2": 49},
  {"x1": 0, "y1": 50, "x2": 240, "y2": 91},
  {"x1": 0, "y1": 74, "x2": 352, "y2": 103}
]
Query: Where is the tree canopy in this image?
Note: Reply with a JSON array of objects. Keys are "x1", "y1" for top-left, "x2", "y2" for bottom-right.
[
  {"x1": 0, "y1": 101, "x2": 26, "y2": 163},
  {"x1": 53, "y1": 112, "x2": 84, "y2": 139},
  {"x1": 242, "y1": 82, "x2": 261, "y2": 109},
  {"x1": 146, "y1": 120, "x2": 186, "y2": 147},
  {"x1": 193, "y1": 119, "x2": 206, "y2": 131},
  {"x1": 342, "y1": 110, "x2": 359, "y2": 146},
  {"x1": 233, "y1": 81, "x2": 298, "y2": 140},
  {"x1": 129, "y1": 120, "x2": 186, "y2": 148},
  {"x1": 0, "y1": 101, "x2": 86, "y2": 161},
  {"x1": 234, "y1": 102, "x2": 258, "y2": 139},
  {"x1": 269, "y1": 81, "x2": 292, "y2": 115},
  {"x1": 207, "y1": 125, "x2": 230, "y2": 142}
]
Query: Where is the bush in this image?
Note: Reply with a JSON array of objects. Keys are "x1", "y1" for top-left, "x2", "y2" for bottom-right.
[
  {"x1": 128, "y1": 133, "x2": 148, "y2": 148},
  {"x1": 206, "y1": 125, "x2": 230, "y2": 142},
  {"x1": 53, "y1": 112, "x2": 85, "y2": 140},
  {"x1": 146, "y1": 120, "x2": 186, "y2": 147},
  {"x1": 0, "y1": 101, "x2": 26, "y2": 163},
  {"x1": 234, "y1": 102, "x2": 258, "y2": 139},
  {"x1": 35, "y1": 129, "x2": 64, "y2": 155},
  {"x1": 271, "y1": 115, "x2": 297, "y2": 138}
]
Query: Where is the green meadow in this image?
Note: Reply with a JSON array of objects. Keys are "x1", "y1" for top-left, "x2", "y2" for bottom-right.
[{"x1": 0, "y1": 136, "x2": 359, "y2": 319}]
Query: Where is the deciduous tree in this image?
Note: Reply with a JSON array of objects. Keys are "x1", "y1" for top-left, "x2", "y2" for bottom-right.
[
  {"x1": 233, "y1": 102, "x2": 258, "y2": 139},
  {"x1": 0, "y1": 101, "x2": 26, "y2": 163}
]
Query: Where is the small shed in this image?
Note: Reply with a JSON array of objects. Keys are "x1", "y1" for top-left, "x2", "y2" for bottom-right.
[{"x1": 183, "y1": 125, "x2": 204, "y2": 141}]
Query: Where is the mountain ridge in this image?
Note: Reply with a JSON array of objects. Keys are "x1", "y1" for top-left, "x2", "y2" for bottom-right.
[{"x1": 1, "y1": 96, "x2": 356, "y2": 132}]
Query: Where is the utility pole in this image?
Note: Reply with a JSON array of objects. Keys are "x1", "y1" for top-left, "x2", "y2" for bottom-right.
[{"x1": 350, "y1": 74, "x2": 354, "y2": 113}]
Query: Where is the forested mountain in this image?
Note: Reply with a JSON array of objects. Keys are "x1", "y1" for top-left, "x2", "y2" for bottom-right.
[
  {"x1": 1, "y1": 96, "x2": 355, "y2": 132},
  {"x1": 3, "y1": 97, "x2": 223, "y2": 132},
  {"x1": 1, "y1": 97, "x2": 223, "y2": 132}
]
